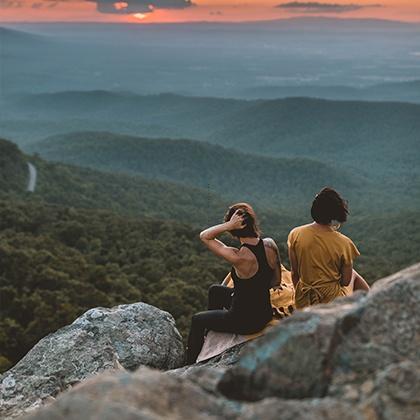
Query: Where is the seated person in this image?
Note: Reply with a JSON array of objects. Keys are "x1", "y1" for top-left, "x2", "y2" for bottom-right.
[
  {"x1": 195, "y1": 266, "x2": 295, "y2": 363},
  {"x1": 288, "y1": 187, "x2": 370, "y2": 309},
  {"x1": 186, "y1": 203, "x2": 281, "y2": 364},
  {"x1": 222, "y1": 264, "x2": 295, "y2": 319}
]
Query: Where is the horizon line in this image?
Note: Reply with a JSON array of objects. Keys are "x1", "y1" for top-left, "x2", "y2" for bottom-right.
[{"x1": 2, "y1": 16, "x2": 420, "y2": 26}]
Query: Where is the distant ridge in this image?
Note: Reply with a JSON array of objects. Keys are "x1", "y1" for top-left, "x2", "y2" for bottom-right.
[
  {"x1": 3, "y1": 17, "x2": 419, "y2": 26},
  {"x1": 0, "y1": 26, "x2": 46, "y2": 43},
  {"x1": 31, "y1": 131, "x2": 360, "y2": 206}
]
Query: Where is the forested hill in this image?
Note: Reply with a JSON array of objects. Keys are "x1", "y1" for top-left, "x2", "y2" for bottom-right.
[
  {"x1": 0, "y1": 138, "x2": 229, "y2": 372},
  {"x1": 30, "y1": 132, "x2": 360, "y2": 207},
  {"x1": 6, "y1": 94, "x2": 420, "y2": 166},
  {"x1": 0, "y1": 138, "x2": 228, "y2": 225},
  {"x1": 0, "y1": 199, "x2": 228, "y2": 373},
  {"x1": 0, "y1": 139, "x2": 27, "y2": 194}
]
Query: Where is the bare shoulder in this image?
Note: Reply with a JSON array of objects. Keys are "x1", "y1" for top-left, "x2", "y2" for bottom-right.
[
  {"x1": 263, "y1": 237, "x2": 279, "y2": 251},
  {"x1": 263, "y1": 238, "x2": 281, "y2": 266}
]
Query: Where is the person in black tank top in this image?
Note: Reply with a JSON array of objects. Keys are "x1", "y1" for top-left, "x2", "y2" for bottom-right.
[{"x1": 186, "y1": 203, "x2": 282, "y2": 364}]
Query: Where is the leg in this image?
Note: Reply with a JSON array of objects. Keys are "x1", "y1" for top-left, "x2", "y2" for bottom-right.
[
  {"x1": 207, "y1": 284, "x2": 233, "y2": 310},
  {"x1": 186, "y1": 309, "x2": 237, "y2": 364},
  {"x1": 351, "y1": 269, "x2": 370, "y2": 292}
]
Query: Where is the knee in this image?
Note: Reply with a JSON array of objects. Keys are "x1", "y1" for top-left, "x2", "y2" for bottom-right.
[
  {"x1": 208, "y1": 284, "x2": 219, "y2": 293},
  {"x1": 191, "y1": 312, "x2": 205, "y2": 327},
  {"x1": 208, "y1": 284, "x2": 220, "y2": 297}
]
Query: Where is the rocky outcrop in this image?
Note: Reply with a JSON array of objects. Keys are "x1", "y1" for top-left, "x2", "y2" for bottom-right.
[
  {"x1": 23, "y1": 366, "x2": 367, "y2": 420},
  {"x1": 24, "y1": 367, "x2": 240, "y2": 420},
  {"x1": 218, "y1": 263, "x2": 420, "y2": 404},
  {"x1": 0, "y1": 302, "x2": 183, "y2": 418},
  {"x1": 5, "y1": 263, "x2": 420, "y2": 420}
]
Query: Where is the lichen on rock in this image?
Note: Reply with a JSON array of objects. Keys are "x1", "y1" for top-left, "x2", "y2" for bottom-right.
[{"x1": 0, "y1": 302, "x2": 184, "y2": 418}]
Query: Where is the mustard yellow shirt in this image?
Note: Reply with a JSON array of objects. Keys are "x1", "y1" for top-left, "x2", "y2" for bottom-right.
[{"x1": 287, "y1": 223, "x2": 360, "y2": 308}]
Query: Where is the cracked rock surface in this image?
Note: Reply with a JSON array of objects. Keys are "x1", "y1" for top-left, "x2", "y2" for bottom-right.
[{"x1": 0, "y1": 302, "x2": 183, "y2": 418}]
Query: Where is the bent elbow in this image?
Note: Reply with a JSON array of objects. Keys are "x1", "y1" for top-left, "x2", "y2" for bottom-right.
[{"x1": 199, "y1": 231, "x2": 207, "y2": 242}]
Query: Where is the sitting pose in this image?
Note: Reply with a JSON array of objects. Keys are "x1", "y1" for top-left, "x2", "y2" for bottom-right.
[
  {"x1": 288, "y1": 187, "x2": 370, "y2": 309},
  {"x1": 186, "y1": 203, "x2": 281, "y2": 364}
]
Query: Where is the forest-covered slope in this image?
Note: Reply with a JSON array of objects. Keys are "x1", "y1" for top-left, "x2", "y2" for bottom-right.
[
  {"x1": 5, "y1": 94, "x2": 420, "y2": 170},
  {"x1": 1, "y1": 137, "x2": 420, "y2": 375},
  {"x1": 0, "y1": 139, "x2": 28, "y2": 195},
  {"x1": 0, "y1": 199, "x2": 228, "y2": 372},
  {"x1": 30, "y1": 132, "x2": 361, "y2": 207}
]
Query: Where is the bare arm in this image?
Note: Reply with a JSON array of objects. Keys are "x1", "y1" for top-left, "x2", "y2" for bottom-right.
[
  {"x1": 340, "y1": 264, "x2": 353, "y2": 287},
  {"x1": 199, "y1": 211, "x2": 245, "y2": 266},
  {"x1": 263, "y1": 238, "x2": 282, "y2": 288},
  {"x1": 288, "y1": 246, "x2": 300, "y2": 287}
]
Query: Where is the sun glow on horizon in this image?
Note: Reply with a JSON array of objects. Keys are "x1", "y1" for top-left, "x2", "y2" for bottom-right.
[
  {"x1": 133, "y1": 12, "x2": 147, "y2": 20},
  {"x1": 0, "y1": 0, "x2": 420, "y2": 23}
]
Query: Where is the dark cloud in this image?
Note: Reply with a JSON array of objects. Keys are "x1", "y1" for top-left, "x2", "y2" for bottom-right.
[
  {"x1": 276, "y1": 2, "x2": 382, "y2": 13},
  {"x1": 0, "y1": 0, "x2": 193, "y2": 13},
  {"x1": 89, "y1": 0, "x2": 194, "y2": 15}
]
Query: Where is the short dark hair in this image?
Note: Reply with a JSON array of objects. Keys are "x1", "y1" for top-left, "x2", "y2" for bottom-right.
[
  {"x1": 311, "y1": 187, "x2": 349, "y2": 225},
  {"x1": 224, "y1": 203, "x2": 261, "y2": 238}
]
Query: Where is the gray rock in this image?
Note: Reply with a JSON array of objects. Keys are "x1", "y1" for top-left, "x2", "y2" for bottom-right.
[
  {"x1": 362, "y1": 361, "x2": 420, "y2": 420},
  {"x1": 169, "y1": 342, "x2": 246, "y2": 395},
  {"x1": 0, "y1": 302, "x2": 184, "y2": 418},
  {"x1": 217, "y1": 298, "x2": 364, "y2": 400},
  {"x1": 24, "y1": 367, "x2": 241, "y2": 420},
  {"x1": 23, "y1": 366, "x2": 372, "y2": 420},
  {"x1": 218, "y1": 263, "x2": 420, "y2": 402},
  {"x1": 239, "y1": 397, "x2": 368, "y2": 420},
  {"x1": 329, "y1": 263, "x2": 420, "y2": 396}
]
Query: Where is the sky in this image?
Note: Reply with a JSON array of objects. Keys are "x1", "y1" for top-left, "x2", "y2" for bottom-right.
[{"x1": 1, "y1": 0, "x2": 420, "y2": 23}]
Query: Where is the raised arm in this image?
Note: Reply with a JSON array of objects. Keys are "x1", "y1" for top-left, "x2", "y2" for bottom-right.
[{"x1": 199, "y1": 210, "x2": 246, "y2": 265}]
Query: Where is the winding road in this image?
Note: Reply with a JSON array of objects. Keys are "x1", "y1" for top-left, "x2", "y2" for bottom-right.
[{"x1": 27, "y1": 162, "x2": 37, "y2": 192}]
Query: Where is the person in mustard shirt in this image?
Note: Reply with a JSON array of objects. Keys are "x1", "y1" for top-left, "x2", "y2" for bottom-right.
[{"x1": 288, "y1": 187, "x2": 370, "y2": 309}]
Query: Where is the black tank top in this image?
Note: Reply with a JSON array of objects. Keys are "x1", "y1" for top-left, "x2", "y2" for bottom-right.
[{"x1": 229, "y1": 238, "x2": 273, "y2": 328}]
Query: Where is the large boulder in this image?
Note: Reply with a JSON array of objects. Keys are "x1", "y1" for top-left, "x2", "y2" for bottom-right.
[
  {"x1": 217, "y1": 296, "x2": 365, "y2": 400},
  {"x1": 24, "y1": 367, "x2": 240, "y2": 420},
  {"x1": 218, "y1": 263, "x2": 420, "y2": 402},
  {"x1": 23, "y1": 366, "x2": 368, "y2": 420},
  {"x1": 0, "y1": 302, "x2": 183, "y2": 418}
]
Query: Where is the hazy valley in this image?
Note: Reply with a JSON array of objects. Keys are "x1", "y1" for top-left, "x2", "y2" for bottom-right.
[{"x1": 1, "y1": 19, "x2": 419, "y2": 376}]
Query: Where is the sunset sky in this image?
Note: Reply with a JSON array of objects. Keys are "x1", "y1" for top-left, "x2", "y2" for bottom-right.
[{"x1": 1, "y1": 0, "x2": 420, "y2": 23}]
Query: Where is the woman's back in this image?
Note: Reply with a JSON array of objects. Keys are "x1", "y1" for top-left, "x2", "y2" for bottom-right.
[
  {"x1": 288, "y1": 223, "x2": 359, "y2": 308},
  {"x1": 230, "y1": 238, "x2": 273, "y2": 329}
]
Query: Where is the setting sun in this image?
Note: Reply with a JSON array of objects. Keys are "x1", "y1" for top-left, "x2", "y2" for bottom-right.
[{"x1": 133, "y1": 13, "x2": 147, "y2": 20}]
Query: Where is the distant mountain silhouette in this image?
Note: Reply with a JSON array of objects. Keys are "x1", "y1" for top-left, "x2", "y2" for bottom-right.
[{"x1": 238, "y1": 80, "x2": 420, "y2": 103}]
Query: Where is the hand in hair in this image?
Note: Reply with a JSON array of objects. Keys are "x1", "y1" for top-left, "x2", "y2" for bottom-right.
[{"x1": 228, "y1": 210, "x2": 247, "y2": 231}]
